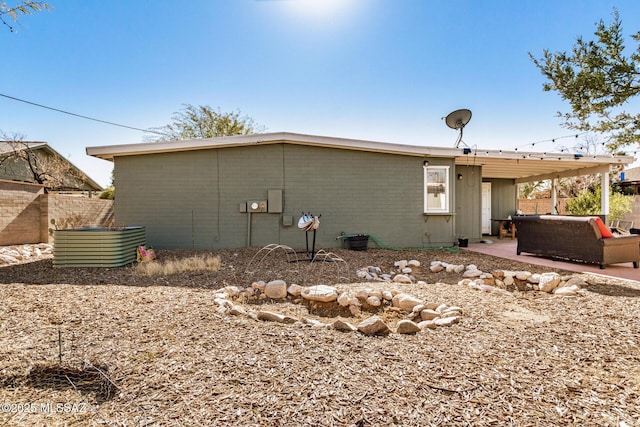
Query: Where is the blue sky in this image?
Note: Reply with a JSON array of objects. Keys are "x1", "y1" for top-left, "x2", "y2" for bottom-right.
[{"x1": 2, "y1": 0, "x2": 639, "y2": 187}]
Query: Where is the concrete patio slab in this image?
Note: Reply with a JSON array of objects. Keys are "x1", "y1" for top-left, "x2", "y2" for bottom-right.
[{"x1": 463, "y1": 236, "x2": 640, "y2": 283}]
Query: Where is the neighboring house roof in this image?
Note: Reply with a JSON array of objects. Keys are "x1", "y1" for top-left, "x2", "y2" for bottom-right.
[
  {"x1": 86, "y1": 131, "x2": 636, "y2": 183},
  {"x1": 0, "y1": 141, "x2": 102, "y2": 191}
]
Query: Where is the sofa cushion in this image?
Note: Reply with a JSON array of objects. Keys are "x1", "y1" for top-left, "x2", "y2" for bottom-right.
[{"x1": 594, "y1": 217, "x2": 613, "y2": 238}]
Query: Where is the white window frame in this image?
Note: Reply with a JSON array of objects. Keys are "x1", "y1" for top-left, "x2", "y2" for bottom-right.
[{"x1": 424, "y1": 165, "x2": 450, "y2": 213}]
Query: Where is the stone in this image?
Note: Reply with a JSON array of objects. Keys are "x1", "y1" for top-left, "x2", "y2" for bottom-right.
[
  {"x1": 434, "y1": 316, "x2": 460, "y2": 326},
  {"x1": 356, "y1": 270, "x2": 369, "y2": 279},
  {"x1": 416, "y1": 281, "x2": 427, "y2": 286},
  {"x1": 337, "y1": 292, "x2": 352, "y2": 307},
  {"x1": 301, "y1": 285, "x2": 338, "y2": 302},
  {"x1": 539, "y1": 272, "x2": 561, "y2": 293},
  {"x1": 492, "y1": 270, "x2": 505, "y2": 280},
  {"x1": 396, "y1": 320, "x2": 421, "y2": 334},
  {"x1": 393, "y1": 274, "x2": 412, "y2": 284},
  {"x1": 559, "y1": 276, "x2": 586, "y2": 289},
  {"x1": 228, "y1": 305, "x2": 247, "y2": 316},
  {"x1": 392, "y1": 293, "x2": 423, "y2": 311},
  {"x1": 264, "y1": 280, "x2": 288, "y2": 299},
  {"x1": 355, "y1": 289, "x2": 369, "y2": 301},
  {"x1": 332, "y1": 319, "x2": 357, "y2": 332},
  {"x1": 222, "y1": 286, "x2": 242, "y2": 297},
  {"x1": 463, "y1": 268, "x2": 483, "y2": 278},
  {"x1": 401, "y1": 267, "x2": 413, "y2": 274},
  {"x1": 418, "y1": 320, "x2": 437, "y2": 330},
  {"x1": 435, "y1": 303, "x2": 448, "y2": 314},
  {"x1": 515, "y1": 271, "x2": 532, "y2": 281},
  {"x1": 408, "y1": 260, "x2": 421, "y2": 267},
  {"x1": 214, "y1": 297, "x2": 232, "y2": 309},
  {"x1": 553, "y1": 285, "x2": 580, "y2": 296},
  {"x1": 257, "y1": 311, "x2": 287, "y2": 323},
  {"x1": 348, "y1": 305, "x2": 361, "y2": 316},
  {"x1": 0, "y1": 254, "x2": 18, "y2": 264},
  {"x1": 412, "y1": 304, "x2": 426, "y2": 313},
  {"x1": 251, "y1": 281, "x2": 266, "y2": 291},
  {"x1": 366, "y1": 296, "x2": 382, "y2": 307},
  {"x1": 442, "y1": 306, "x2": 463, "y2": 316},
  {"x1": 301, "y1": 318, "x2": 326, "y2": 328},
  {"x1": 287, "y1": 284, "x2": 303, "y2": 297},
  {"x1": 394, "y1": 260, "x2": 409, "y2": 269},
  {"x1": 357, "y1": 316, "x2": 391, "y2": 336},
  {"x1": 453, "y1": 265, "x2": 465, "y2": 274},
  {"x1": 528, "y1": 273, "x2": 541, "y2": 284},
  {"x1": 430, "y1": 264, "x2": 444, "y2": 273},
  {"x1": 382, "y1": 290, "x2": 393, "y2": 301},
  {"x1": 420, "y1": 309, "x2": 440, "y2": 321},
  {"x1": 368, "y1": 266, "x2": 382, "y2": 275},
  {"x1": 368, "y1": 289, "x2": 383, "y2": 299}
]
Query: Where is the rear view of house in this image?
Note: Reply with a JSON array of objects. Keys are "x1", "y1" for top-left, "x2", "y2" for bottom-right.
[{"x1": 87, "y1": 132, "x2": 634, "y2": 250}]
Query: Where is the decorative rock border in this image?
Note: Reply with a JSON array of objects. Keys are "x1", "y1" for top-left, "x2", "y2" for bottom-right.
[
  {"x1": 211, "y1": 259, "x2": 586, "y2": 337},
  {"x1": 211, "y1": 282, "x2": 462, "y2": 336},
  {"x1": 358, "y1": 259, "x2": 585, "y2": 296},
  {"x1": 0, "y1": 244, "x2": 53, "y2": 265}
]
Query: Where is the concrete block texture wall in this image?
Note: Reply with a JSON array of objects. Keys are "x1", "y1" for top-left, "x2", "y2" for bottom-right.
[
  {"x1": 114, "y1": 143, "x2": 447, "y2": 250},
  {"x1": 44, "y1": 194, "x2": 115, "y2": 242},
  {"x1": 0, "y1": 180, "x2": 43, "y2": 245},
  {"x1": 0, "y1": 180, "x2": 114, "y2": 245}
]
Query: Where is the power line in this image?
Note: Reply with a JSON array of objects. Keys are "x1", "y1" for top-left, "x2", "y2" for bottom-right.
[{"x1": 0, "y1": 92, "x2": 168, "y2": 136}]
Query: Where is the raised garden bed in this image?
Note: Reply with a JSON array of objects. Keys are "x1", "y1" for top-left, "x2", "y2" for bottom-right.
[{"x1": 53, "y1": 226, "x2": 146, "y2": 268}]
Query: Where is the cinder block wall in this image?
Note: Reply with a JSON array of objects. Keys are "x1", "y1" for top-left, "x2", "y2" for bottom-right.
[
  {"x1": 0, "y1": 179, "x2": 114, "y2": 245},
  {"x1": 0, "y1": 180, "x2": 44, "y2": 245},
  {"x1": 43, "y1": 194, "x2": 115, "y2": 242},
  {"x1": 517, "y1": 198, "x2": 568, "y2": 215}
]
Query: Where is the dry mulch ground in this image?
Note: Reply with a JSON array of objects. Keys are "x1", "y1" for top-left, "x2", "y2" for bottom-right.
[{"x1": 1, "y1": 246, "x2": 639, "y2": 426}]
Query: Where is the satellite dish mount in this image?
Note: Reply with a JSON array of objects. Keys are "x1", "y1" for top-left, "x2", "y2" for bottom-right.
[{"x1": 444, "y1": 109, "x2": 472, "y2": 148}]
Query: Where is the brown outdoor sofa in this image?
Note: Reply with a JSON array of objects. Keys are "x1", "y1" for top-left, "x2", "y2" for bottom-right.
[{"x1": 512, "y1": 215, "x2": 640, "y2": 269}]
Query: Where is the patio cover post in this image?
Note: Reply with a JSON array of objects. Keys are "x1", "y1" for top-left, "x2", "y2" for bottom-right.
[
  {"x1": 551, "y1": 178, "x2": 558, "y2": 214},
  {"x1": 601, "y1": 170, "x2": 610, "y2": 220}
]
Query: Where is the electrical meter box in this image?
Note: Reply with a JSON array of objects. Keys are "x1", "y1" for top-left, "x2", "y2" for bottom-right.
[{"x1": 248, "y1": 200, "x2": 267, "y2": 212}]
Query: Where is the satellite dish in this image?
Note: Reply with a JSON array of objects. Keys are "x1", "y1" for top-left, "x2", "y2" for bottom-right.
[{"x1": 444, "y1": 109, "x2": 472, "y2": 148}]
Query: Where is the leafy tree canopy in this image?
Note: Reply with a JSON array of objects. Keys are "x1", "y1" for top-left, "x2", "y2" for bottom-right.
[
  {"x1": 150, "y1": 104, "x2": 263, "y2": 142},
  {"x1": 0, "y1": 1, "x2": 51, "y2": 32},
  {"x1": 529, "y1": 10, "x2": 640, "y2": 153},
  {"x1": 565, "y1": 186, "x2": 634, "y2": 222}
]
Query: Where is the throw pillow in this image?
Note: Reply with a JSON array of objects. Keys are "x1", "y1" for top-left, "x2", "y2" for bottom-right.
[{"x1": 594, "y1": 217, "x2": 613, "y2": 238}]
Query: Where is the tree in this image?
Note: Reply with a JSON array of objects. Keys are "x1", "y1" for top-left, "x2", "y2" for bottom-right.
[
  {"x1": 0, "y1": 132, "x2": 84, "y2": 192},
  {"x1": 1, "y1": 1, "x2": 51, "y2": 32},
  {"x1": 149, "y1": 104, "x2": 264, "y2": 142},
  {"x1": 529, "y1": 10, "x2": 640, "y2": 152}
]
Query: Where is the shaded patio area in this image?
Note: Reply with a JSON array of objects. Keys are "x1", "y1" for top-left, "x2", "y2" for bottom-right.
[{"x1": 463, "y1": 236, "x2": 640, "y2": 283}]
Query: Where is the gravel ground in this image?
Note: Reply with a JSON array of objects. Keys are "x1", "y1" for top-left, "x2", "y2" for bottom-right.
[{"x1": 1, "y1": 246, "x2": 639, "y2": 426}]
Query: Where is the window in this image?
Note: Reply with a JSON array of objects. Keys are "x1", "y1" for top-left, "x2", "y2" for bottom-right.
[{"x1": 424, "y1": 165, "x2": 450, "y2": 213}]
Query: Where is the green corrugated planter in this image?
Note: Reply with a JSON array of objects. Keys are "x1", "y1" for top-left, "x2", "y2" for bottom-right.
[{"x1": 53, "y1": 226, "x2": 146, "y2": 267}]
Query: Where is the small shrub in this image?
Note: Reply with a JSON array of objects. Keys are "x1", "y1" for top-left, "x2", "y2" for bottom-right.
[
  {"x1": 99, "y1": 187, "x2": 115, "y2": 199},
  {"x1": 136, "y1": 255, "x2": 221, "y2": 276}
]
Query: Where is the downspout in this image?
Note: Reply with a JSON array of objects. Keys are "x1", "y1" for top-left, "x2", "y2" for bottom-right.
[{"x1": 247, "y1": 210, "x2": 252, "y2": 247}]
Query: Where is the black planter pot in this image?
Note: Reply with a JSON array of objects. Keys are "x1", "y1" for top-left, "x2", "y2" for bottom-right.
[{"x1": 347, "y1": 235, "x2": 369, "y2": 251}]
